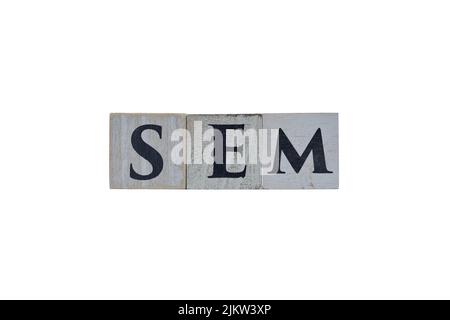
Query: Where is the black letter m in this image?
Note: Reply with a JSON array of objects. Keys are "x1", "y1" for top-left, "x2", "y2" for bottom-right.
[{"x1": 276, "y1": 128, "x2": 332, "y2": 174}]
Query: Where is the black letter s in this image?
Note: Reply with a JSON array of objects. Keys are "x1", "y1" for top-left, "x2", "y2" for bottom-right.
[{"x1": 130, "y1": 125, "x2": 163, "y2": 180}]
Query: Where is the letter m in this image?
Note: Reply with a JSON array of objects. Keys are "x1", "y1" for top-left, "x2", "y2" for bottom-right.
[{"x1": 275, "y1": 128, "x2": 332, "y2": 174}]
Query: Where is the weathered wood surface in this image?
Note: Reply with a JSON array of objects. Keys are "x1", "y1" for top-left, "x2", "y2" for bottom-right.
[
  {"x1": 186, "y1": 114, "x2": 262, "y2": 189},
  {"x1": 262, "y1": 113, "x2": 339, "y2": 189},
  {"x1": 110, "y1": 113, "x2": 186, "y2": 189},
  {"x1": 109, "y1": 113, "x2": 339, "y2": 189}
]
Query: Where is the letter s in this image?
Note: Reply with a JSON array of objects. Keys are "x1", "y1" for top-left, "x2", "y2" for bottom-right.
[{"x1": 130, "y1": 124, "x2": 163, "y2": 180}]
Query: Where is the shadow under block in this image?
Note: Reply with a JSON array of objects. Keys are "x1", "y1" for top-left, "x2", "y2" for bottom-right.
[
  {"x1": 261, "y1": 113, "x2": 339, "y2": 189},
  {"x1": 187, "y1": 114, "x2": 262, "y2": 189},
  {"x1": 110, "y1": 113, "x2": 186, "y2": 189}
]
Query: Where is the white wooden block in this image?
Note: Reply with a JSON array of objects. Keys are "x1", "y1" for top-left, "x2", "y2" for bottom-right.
[
  {"x1": 110, "y1": 113, "x2": 186, "y2": 189},
  {"x1": 262, "y1": 113, "x2": 339, "y2": 189},
  {"x1": 187, "y1": 114, "x2": 262, "y2": 189}
]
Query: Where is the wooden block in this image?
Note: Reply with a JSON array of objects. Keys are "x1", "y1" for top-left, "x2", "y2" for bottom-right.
[
  {"x1": 186, "y1": 114, "x2": 262, "y2": 189},
  {"x1": 110, "y1": 113, "x2": 186, "y2": 189},
  {"x1": 261, "y1": 113, "x2": 339, "y2": 189}
]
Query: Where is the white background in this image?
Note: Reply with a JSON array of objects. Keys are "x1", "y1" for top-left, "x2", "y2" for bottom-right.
[{"x1": 1, "y1": 1, "x2": 449, "y2": 299}]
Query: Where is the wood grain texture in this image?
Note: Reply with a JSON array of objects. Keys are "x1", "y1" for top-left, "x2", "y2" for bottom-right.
[
  {"x1": 187, "y1": 114, "x2": 262, "y2": 189},
  {"x1": 262, "y1": 113, "x2": 339, "y2": 189},
  {"x1": 110, "y1": 113, "x2": 186, "y2": 189}
]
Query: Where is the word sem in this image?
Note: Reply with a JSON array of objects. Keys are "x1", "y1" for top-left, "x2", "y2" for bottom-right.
[{"x1": 110, "y1": 113, "x2": 338, "y2": 189}]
